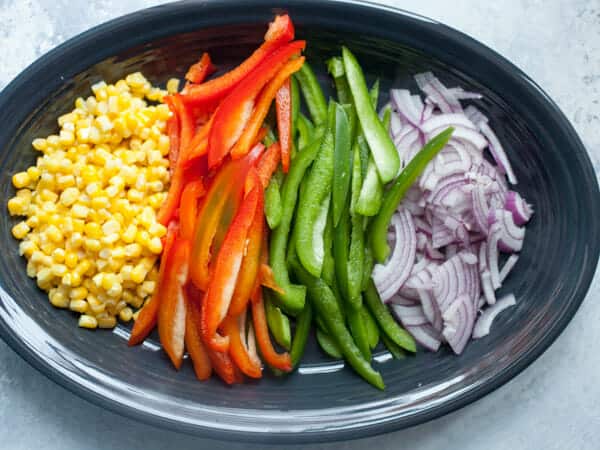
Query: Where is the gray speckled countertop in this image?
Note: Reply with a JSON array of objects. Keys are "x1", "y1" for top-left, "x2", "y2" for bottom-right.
[{"x1": 1, "y1": 1, "x2": 599, "y2": 449}]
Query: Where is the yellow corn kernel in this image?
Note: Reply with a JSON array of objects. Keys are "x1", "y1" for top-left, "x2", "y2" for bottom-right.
[
  {"x1": 65, "y1": 251, "x2": 78, "y2": 269},
  {"x1": 26, "y1": 215, "x2": 40, "y2": 229},
  {"x1": 97, "y1": 316, "x2": 116, "y2": 328},
  {"x1": 27, "y1": 166, "x2": 41, "y2": 182},
  {"x1": 84, "y1": 238, "x2": 101, "y2": 252},
  {"x1": 135, "y1": 230, "x2": 150, "y2": 246},
  {"x1": 78, "y1": 315, "x2": 98, "y2": 329},
  {"x1": 49, "y1": 290, "x2": 69, "y2": 308},
  {"x1": 7, "y1": 197, "x2": 26, "y2": 216},
  {"x1": 36, "y1": 268, "x2": 53, "y2": 286},
  {"x1": 59, "y1": 130, "x2": 75, "y2": 146},
  {"x1": 56, "y1": 174, "x2": 76, "y2": 189},
  {"x1": 71, "y1": 203, "x2": 89, "y2": 219},
  {"x1": 119, "y1": 306, "x2": 133, "y2": 322},
  {"x1": 166, "y1": 78, "x2": 180, "y2": 94},
  {"x1": 148, "y1": 222, "x2": 167, "y2": 238},
  {"x1": 127, "y1": 189, "x2": 143, "y2": 203},
  {"x1": 19, "y1": 240, "x2": 37, "y2": 257},
  {"x1": 11, "y1": 222, "x2": 30, "y2": 239},
  {"x1": 69, "y1": 300, "x2": 88, "y2": 314},
  {"x1": 26, "y1": 261, "x2": 37, "y2": 278},
  {"x1": 59, "y1": 187, "x2": 80, "y2": 207},
  {"x1": 102, "y1": 219, "x2": 120, "y2": 235},
  {"x1": 45, "y1": 225, "x2": 63, "y2": 243},
  {"x1": 68, "y1": 232, "x2": 84, "y2": 249},
  {"x1": 70, "y1": 286, "x2": 88, "y2": 301},
  {"x1": 100, "y1": 233, "x2": 120, "y2": 245},
  {"x1": 51, "y1": 248, "x2": 66, "y2": 263},
  {"x1": 12, "y1": 172, "x2": 31, "y2": 189},
  {"x1": 51, "y1": 264, "x2": 68, "y2": 277},
  {"x1": 62, "y1": 271, "x2": 82, "y2": 287},
  {"x1": 124, "y1": 243, "x2": 142, "y2": 258},
  {"x1": 130, "y1": 264, "x2": 147, "y2": 284},
  {"x1": 84, "y1": 222, "x2": 102, "y2": 239},
  {"x1": 75, "y1": 260, "x2": 93, "y2": 277},
  {"x1": 32, "y1": 138, "x2": 48, "y2": 151},
  {"x1": 147, "y1": 237, "x2": 162, "y2": 254}
]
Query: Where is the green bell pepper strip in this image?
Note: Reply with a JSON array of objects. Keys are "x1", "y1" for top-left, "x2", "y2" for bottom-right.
[
  {"x1": 291, "y1": 260, "x2": 385, "y2": 390},
  {"x1": 364, "y1": 278, "x2": 416, "y2": 352},
  {"x1": 332, "y1": 103, "x2": 352, "y2": 227},
  {"x1": 265, "y1": 179, "x2": 283, "y2": 229},
  {"x1": 316, "y1": 328, "x2": 343, "y2": 359},
  {"x1": 350, "y1": 143, "x2": 362, "y2": 215},
  {"x1": 342, "y1": 47, "x2": 399, "y2": 183},
  {"x1": 370, "y1": 127, "x2": 454, "y2": 262},
  {"x1": 381, "y1": 332, "x2": 406, "y2": 359},
  {"x1": 263, "y1": 126, "x2": 278, "y2": 147},
  {"x1": 297, "y1": 113, "x2": 315, "y2": 150},
  {"x1": 296, "y1": 63, "x2": 328, "y2": 125},
  {"x1": 361, "y1": 305, "x2": 380, "y2": 350},
  {"x1": 291, "y1": 75, "x2": 300, "y2": 139},
  {"x1": 355, "y1": 156, "x2": 384, "y2": 216},
  {"x1": 270, "y1": 129, "x2": 325, "y2": 315},
  {"x1": 295, "y1": 129, "x2": 334, "y2": 277},
  {"x1": 265, "y1": 293, "x2": 292, "y2": 350},
  {"x1": 348, "y1": 306, "x2": 371, "y2": 360},
  {"x1": 369, "y1": 79, "x2": 380, "y2": 110},
  {"x1": 347, "y1": 213, "x2": 365, "y2": 303},
  {"x1": 327, "y1": 57, "x2": 357, "y2": 137},
  {"x1": 362, "y1": 244, "x2": 374, "y2": 292},
  {"x1": 381, "y1": 103, "x2": 392, "y2": 132},
  {"x1": 333, "y1": 203, "x2": 352, "y2": 302},
  {"x1": 289, "y1": 299, "x2": 313, "y2": 368}
]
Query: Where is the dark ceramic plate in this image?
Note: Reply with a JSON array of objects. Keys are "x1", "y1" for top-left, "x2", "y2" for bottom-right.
[{"x1": 0, "y1": 0, "x2": 598, "y2": 443}]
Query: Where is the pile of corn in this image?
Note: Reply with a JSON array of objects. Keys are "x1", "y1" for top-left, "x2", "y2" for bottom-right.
[{"x1": 7, "y1": 73, "x2": 179, "y2": 329}]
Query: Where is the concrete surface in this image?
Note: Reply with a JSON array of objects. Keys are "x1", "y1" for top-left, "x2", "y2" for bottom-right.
[{"x1": 1, "y1": 1, "x2": 599, "y2": 449}]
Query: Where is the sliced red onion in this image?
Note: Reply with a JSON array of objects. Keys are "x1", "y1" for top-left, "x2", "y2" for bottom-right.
[
  {"x1": 505, "y1": 191, "x2": 533, "y2": 225},
  {"x1": 479, "y1": 121, "x2": 517, "y2": 184},
  {"x1": 390, "y1": 89, "x2": 422, "y2": 127},
  {"x1": 420, "y1": 113, "x2": 476, "y2": 134},
  {"x1": 432, "y1": 255, "x2": 471, "y2": 312},
  {"x1": 429, "y1": 125, "x2": 488, "y2": 150},
  {"x1": 472, "y1": 184, "x2": 489, "y2": 233},
  {"x1": 406, "y1": 324, "x2": 442, "y2": 351},
  {"x1": 415, "y1": 72, "x2": 463, "y2": 114},
  {"x1": 373, "y1": 210, "x2": 416, "y2": 301},
  {"x1": 390, "y1": 112, "x2": 403, "y2": 136},
  {"x1": 448, "y1": 87, "x2": 482, "y2": 101},
  {"x1": 389, "y1": 294, "x2": 418, "y2": 306},
  {"x1": 487, "y1": 223, "x2": 502, "y2": 289},
  {"x1": 442, "y1": 293, "x2": 476, "y2": 354},
  {"x1": 391, "y1": 303, "x2": 429, "y2": 326},
  {"x1": 472, "y1": 294, "x2": 516, "y2": 339},
  {"x1": 432, "y1": 217, "x2": 455, "y2": 249},
  {"x1": 481, "y1": 271, "x2": 496, "y2": 305},
  {"x1": 495, "y1": 210, "x2": 525, "y2": 252},
  {"x1": 464, "y1": 105, "x2": 488, "y2": 125},
  {"x1": 499, "y1": 254, "x2": 519, "y2": 283}
]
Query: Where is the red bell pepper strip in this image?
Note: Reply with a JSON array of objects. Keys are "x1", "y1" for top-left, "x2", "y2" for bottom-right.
[
  {"x1": 251, "y1": 288, "x2": 292, "y2": 372},
  {"x1": 157, "y1": 95, "x2": 196, "y2": 226},
  {"x1": 256, "y1": 142, "x2": 281, "y2": 188},
  {"x1": 226, "y1": 53, "x2": 305, "y2": 161},
  {"x1": 201, "y1": 175, "x2": 261, "y2": 352},
  {"x1": 228, "y1": 185, "x2": 264, "y2": 317},
  {"x1": 208, "y1": 41, "x2": 306, "y2": 168},
  {"x1": 166, "y1": 114, "x2": 180, "y2": 173},
  {"x1": 128, "y1": 222, "x2": 178, "y2": 346},
  {"x1": 206, "y1": 344, "x2": 244, "y2": 385},
  {"x1": 221, "y1": 314, "x2": 262, "y2": 378},
  {"x1": 158, "y1": 238, "x2": 190, "y2": 369},
  {"x1": 180, "y1": 179, "x2": 205, "y2": 241},
  {"x1": 184, "y1": 286, "x2": 212, "y2": 380},
  {"x1": 259, "y1": 263, "x2": 285, "y2": 295},
  {"x1": 189, "y1": 144, "x2": 263, "y2": 291},
  {"x1": 182, "y1": 14, "x2": 295, "y2": 107},
  {"x1": 276, "y1": 77, "x2": 292, "y2": 172},
  {"x1": 185, "y1": 52, "x2": 216, "y2": 84}
]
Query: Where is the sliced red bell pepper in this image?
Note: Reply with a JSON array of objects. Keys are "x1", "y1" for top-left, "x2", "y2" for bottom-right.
[
  {"x1": 251, "y1": 288, "x2": 292, "y2": 372},
  {"x1": 276, "y1": 77, "x2": 292, "y2": 172},
  {"x1": 157, "y1": 95, "x2": 197, "y2": 226},
  {"x1": 259, "y1": 263, "x2": 285, "y2": 295},
  {"x1": 157, "y1": 238, "x2": 190, "y2": 370},
  {"x1": 128, "y1": 222, "x2": 178, "y2": 346},
  {"x1": 189, "y1": 144, "x2": 264, "y2": 291},
  {"x1": 201, "y1": 175, "x2": 261, "y2": 352},
  {"x1": 206, "y1": 344, "x2": 244, "y2": 385},
  {"x1": 228, "y1": 184, "x2": 264, "y2": 317},
  {"x1": 184, "y1": 286, "x2": 212, "y2": 380},
  {"x1": 166, "y1": 114, "x2": 180, "y2": 173},
  {"x1": 256, "y1": 142, "x2": 281, "y2": 188},
  {"x1": 180, "y1": 179, "x2": 205, "y2": 241},
  {"x1": 208, "y1": 41, "x2": 306, "y2": 168},
  {"x1": 229, "y1": 56, "x2": 304, "y2": 160},
  {"x1": 221, "y1": 314, "x2": 262, "y2": 378},
  {"x1": 182, "y1": 14, "x2": 295, "y2": 107},
  {"x1": 185, "y1": 52, "x2": 216, "y2": 84}
]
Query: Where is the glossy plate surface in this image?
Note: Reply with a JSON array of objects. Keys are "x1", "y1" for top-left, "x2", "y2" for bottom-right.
[{"x1": 0, "y1": 0, "x2": 598, "y2": 443}]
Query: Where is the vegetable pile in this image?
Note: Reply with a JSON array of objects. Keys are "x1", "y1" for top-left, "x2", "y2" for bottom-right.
[{"x1": 9, "y1": 12, "x2": 533, "y2": 389}]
